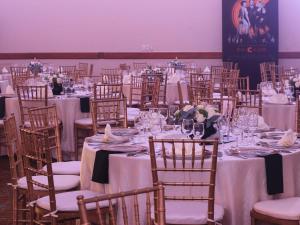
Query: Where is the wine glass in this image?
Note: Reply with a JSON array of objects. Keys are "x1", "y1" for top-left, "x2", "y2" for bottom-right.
[
  {"x1": 181, "y1": 119, "x2": 194, "y2": 138},
  {"x1": 275, "y1": 82, "x2": 281, "y2": 93},
  {"x1": 248, "y1": 112, "x2": 258, "y2": 143},
  {"x1": 194, "y1": 122, "x2": 204, "y2": 139}
]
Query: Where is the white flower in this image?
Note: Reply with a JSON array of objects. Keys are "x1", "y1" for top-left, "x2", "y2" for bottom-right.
[
  {"x1": 182, "y1": 105, "x2": 194, "y2": 112},
  {"x1": 196, "y1": 104, "x2": 205, "y2": 110},
  {"x1": 195, "y1": 111, "x2": 205, "y2": 122},
  {"x1": 57, "y1": 78, "x2": 62, "y2": 84}
]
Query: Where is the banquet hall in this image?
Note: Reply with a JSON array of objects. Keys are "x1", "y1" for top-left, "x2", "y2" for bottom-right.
[{"x1": 1, "y1": 0, "x2": 300, "y2": 225}]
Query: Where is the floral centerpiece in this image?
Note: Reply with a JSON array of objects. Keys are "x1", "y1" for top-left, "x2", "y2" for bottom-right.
[
  {"x1": 28, "y1": 60, "x2": 43, "y2": 76},
  {"x1": 174, "y1": 104, "x2": 220, "y2": 139},
  {"x1": 141, "y1": 66, "x2": 163, "y2": 75},
  {"x1": 168, "y1": 58, "x2": 185, "y2": 70}
]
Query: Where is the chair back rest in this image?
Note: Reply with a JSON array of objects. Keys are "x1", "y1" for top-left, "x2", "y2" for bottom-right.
[
  {"x1": 10, "y1": 67, "x2": 30, "y2": 89},
  {"x1": 93, "y1": 83, "x2": 123, "y2": 100},
  {"x1": 101, "y1": 68, "x2": 122, "y2": 76},
  {"x1": 140, "y1": 75, "x2": 161, "y2": 109},
  {"x1": 236, "y1": 90, "x2": 262, "y2": 115},
  {"x1": 149, "y1": 137, "x2": 219, "y2": 223},
  {"x1": 28, "y1": 105, "x2": 62, "y2": 161},
  {"x1": 20, "y1": 128, "x2": 57, "y2": 212},
  {"x1": 99, "y1": 74, "x2": 123, "y2": 84},
  {"x1": 296, "y1": 96, "x2": 300, "y2": 133},
  {"x1": 237, "y1": 76, "x2": 250, "y2": 91},
  {"x1": 129, "y1": 75, "x2": 143, "y2": 106},
  {"x1": 91, "y1": 98, "x2": 127, "y2": 133},
  {"x1": 3, "y1": 114, "x2": 24, "y2": 185},
  {"x1": 16, "y1": 85, "x2": 48, "y2": 125},
  {"x1": 133, "y1": 62, "x2": 148, "y2": 72},
  {"x1": 77, "y1": 185, "x2": 166, "y2": 225}
]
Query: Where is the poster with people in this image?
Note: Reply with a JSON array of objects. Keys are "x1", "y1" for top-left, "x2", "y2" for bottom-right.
[{"x1": 222, "y1": 0, "x2": 278, "y2": 61}]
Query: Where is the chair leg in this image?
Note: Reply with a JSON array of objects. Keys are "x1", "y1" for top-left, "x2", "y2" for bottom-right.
[
  {"x1": 74, "y1": 125, "x2": 79, "y2": 161},
  {"x1": 12, "y1": 188, "x2": 17, "y2": 225},
  {"x1": 251, "y1": 213, "x2": 256, "y2": 225}
]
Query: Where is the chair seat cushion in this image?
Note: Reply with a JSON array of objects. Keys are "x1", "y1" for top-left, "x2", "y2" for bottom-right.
[
  {"x1": 151, "y1": 200, "x2": 224, "y2": 224},
  {"x1": 36, "y1": 190, "x2": 108, "y2": 212},
  {"x1": 18, "y1": 175, "x2": 80, "y2": 191},
  {"x1": 74, "y1": 118, "x2": 92, "y2": 126},
  {"x1": 253, "y1": 197, "x2": 300, "y2": 220},
  {"x1": 127, "y1": 107, "x2": 140, "y2": 121},
  {"x1": 42, "y1": 161, "x2": 81, "y2": 175}
]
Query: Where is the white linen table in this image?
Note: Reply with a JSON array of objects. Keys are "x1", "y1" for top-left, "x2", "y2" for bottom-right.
[{"x1": 81, "y1": 134, "x2": 300, "y2": 225}]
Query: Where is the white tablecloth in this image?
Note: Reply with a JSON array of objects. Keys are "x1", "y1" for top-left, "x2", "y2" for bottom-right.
[
  {"x1": 80, "y1": 134, "x2": 300, "y2": 225},
  {"x1": 0, "y1": 73, "x2": 12, "y2": 86},
  {"x1": 5, "y1": 97, "x2": 90, "y2": 159},
  {"x1": 262, "y1": 103, "x2": 295, "y2": 131}
]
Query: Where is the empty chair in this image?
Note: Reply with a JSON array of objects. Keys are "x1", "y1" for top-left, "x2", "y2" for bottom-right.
[
  {"x1": 16, "y1": 85, "x2": 49, "y2": 126},
  {"x1": 10, "y1": 67, "x2": 30, "y2": 89},
  {"x1": 28, "y1": 105, "x2": 81, "y2": 174},
  {"x1": 149, "y1": 136, "x2": 224, "y2": 225},
  {"x1": 20, "y1": 128, "x2": 106, "y2": 224},
  {"x1": 133, "y1": 62, "x2": 148, "y2": 72},
  {"x1": 77, "y1": 185, "x2": 166, "y2": 225},
  {"x1": 236, "y1": 90, "x2": 262, "y2": 115}
]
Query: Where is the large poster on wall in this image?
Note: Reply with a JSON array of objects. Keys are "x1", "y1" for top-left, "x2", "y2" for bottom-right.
[{"x1": 222, "y1": 0, "x2": 278, "y2": 87}]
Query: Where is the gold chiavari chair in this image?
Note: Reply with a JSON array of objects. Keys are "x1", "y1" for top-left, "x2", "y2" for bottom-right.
[
  {"x1": 119, "y1": 63, "x2": 131, "y2": 72},
  {"x1": 260, "y1": 62, "x2": 275, "y2": 83},
  {"x1": 28, "y1": 106, "x2": 80, "y2": 175},
  {"x1": 20, "y1": 128, "x2": 106, "y2": 225},
  {"x1": 59, "y1": 65, "x2": 76, "y2": 74},
  {"x1": 236, "y1": 90, "x2": 262, "y2": 115},
  {"x1": 77, "y1": 185, "x2": 166, "y2": 225},
  {"x1": 296, "y1": 96, "x2": 300, "y2": 133},
  {"x1": 149, "y1": 137, "x2": 224, "y2": 225},
  {"x1": 270, "y1": 64, "x2": 285, "y2": 87},
  {"x1": 220, "y1": 77, "x2": 238, "y2": 99},
  {"x1": 190, "y1": 72, "x2": 211, "y2": 85},
  {"x1": 133, "y1": 62, "x2": 148, "y2": 72},
  {"x1": 129, "y1": 75, "x2": 143, "y2": 107},
  {"x1": 176, "y1": 81, "x2": 188, "y2": 108},
  {"x1": 99, "y1": 74, "x2": 123, "y2": 84},
  {"x1": 4, "y1": 114, "x2": 29, "y2": 225},
  {"x1": 10, "y1": 67, "x2": 30, "y2": 89},
  {"x1": 91, "y1": 98, "x2": 128, "y2": 134},
  {"x1": 93, "y1": 83, "x2": 123, "y2": 100},
  {"x1": 188, "y1": 80, "x2": 213, "y2": 105},
  {"x1": 78, "y1": 63, "x2": 89, "y2": 76},
  {"x1": 16, "y1": 85, "x2": 48, "y2": 127},
  {"x1": 101, "y1": 68, "x2": 122, "y2": 76},
  {"x1": 140, "y1": 75, "x2": 161, "y2": 110},
  {"x1": 158, "y1": 73, "x2": 168, "y2": 107},
  {"x1": 237, "y1": 76, "x2": 250, "y2": 91},
  {"x1": 223, "y1": 61, "x2": 238, "y2": 70}
]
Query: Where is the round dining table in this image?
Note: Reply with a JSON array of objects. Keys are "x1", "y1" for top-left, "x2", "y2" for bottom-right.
[{"x1": 80, "y1": 131, "x2": 300, "y2": 225}]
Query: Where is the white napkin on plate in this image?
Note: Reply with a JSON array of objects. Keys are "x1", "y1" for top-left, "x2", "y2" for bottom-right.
[
  {"x1": 102, "y1": 124, "x2": 126, "y2": 143},
  {"x1": 5, "y1": 85, "x2": 15, "y2": 95},
  {"x1": 258, "y1": 116, "x2": 269, "y2": 130},
  {"x1": 277, "y1": 129, "x2": 297, "y2": 147},
  {"x1": 262, "y1": 88, "x2": 277, "y2": 96},
  {"x1": 2, "y1": 67, "x2": 8, "y2": 73},
  {"x1": 267, "y1": 94, "x2": 289, "y2": 104}
]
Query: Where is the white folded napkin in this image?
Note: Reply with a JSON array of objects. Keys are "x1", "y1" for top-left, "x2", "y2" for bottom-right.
[
  {"x1": 48, "y1": 87, "x2": 53, "y2": 98},
  {"x1": 277, "y1": 129, "x2": 297, "y2": 147},
  {"x1": 2, "y1": 67, "x2": 9, "y2": 73},
  {"x1": 102, "y1": 124, "x2": 127, "y2": 143},
  {"x1": 5, "y1": 85, "x2": 15, "y2": 95},
  {"x1": 203, "y1": 66, "x2": 211, "y2": 74},
  {"x1": 258, "y1": 116, "x2": 269, "y2": 130},
  {"x1": 267, "y1": 94, "x2": 289, "y2": 104}
]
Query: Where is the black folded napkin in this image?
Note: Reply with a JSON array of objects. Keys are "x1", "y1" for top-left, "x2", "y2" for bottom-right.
[
  {"x1": 262, "y1": 154, "x2": 284, "y2": 195},
  {"x1": 0, "y1": 96, "x2": 5, "y2": 119},
  {"x1": 202, "y1": 125, "x2": 217, "y2": 140},
  {"x1": 92, "y1": 150, "x2": 122, "y2": 184},
  {"x1": 80, "y1": 97, "x2": 90, "y2": 113}
]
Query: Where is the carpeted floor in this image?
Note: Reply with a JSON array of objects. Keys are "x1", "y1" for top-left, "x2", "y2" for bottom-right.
[{"x1": 0, "y1": 156, "x2": 12, "y2": 224}]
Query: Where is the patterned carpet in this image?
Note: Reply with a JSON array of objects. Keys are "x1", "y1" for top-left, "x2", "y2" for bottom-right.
[{"x1": 0, "y1": 156, "x2": 12, "y2": 224}]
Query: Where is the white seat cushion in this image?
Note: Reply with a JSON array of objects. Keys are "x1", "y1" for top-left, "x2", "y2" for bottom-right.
[
  {"x1": 18, "y1": 175, "x2": 80, "y2": 191},
  {"x1": 36, "y1": 190, "x2": 108, "y2": 212},
  {"x1": 74, "y1": 118, "x2": 92, "y2": 126},
  {"x1": 127, "y1": 107, "x2": 140, "y2": 121},
  {"x1": 43, "y1": 161, "x2": 81, "y2": 175},
  {"x1": 253, "y1": 197, "x2": 300, "y2": 220},
  {"x1": 152, "y1": 200, "x2": 224, "y2": 224}
]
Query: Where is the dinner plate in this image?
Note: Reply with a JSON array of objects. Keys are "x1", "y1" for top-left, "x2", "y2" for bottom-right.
[
  {"x1": 86, "y1": 134, "x2": 130, "y2": 144},
  {"x1": 100, "y1": 144, "x2": 147, "y2": 152}
]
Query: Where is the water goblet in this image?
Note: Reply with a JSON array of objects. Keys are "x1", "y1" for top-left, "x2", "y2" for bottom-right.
[
  {"x1": 194, "y1": 122, "x2": 204, "y2": 139},
  {"x1": 181, "y1": 119, "x2": 194, "y2": 138}
]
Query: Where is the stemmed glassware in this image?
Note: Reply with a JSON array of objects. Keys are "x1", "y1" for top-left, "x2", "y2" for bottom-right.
[
  {"x1": 181, "y1": 119, "x2": 194, "y2": 138},
  {"x1": 248, "y1": 112, "x2": 259, "y2": 143},
  {"x1": 275, "y1": 82, "x2": 281, "y2": 94},
  {"x1": 193, "y1": 122, "x2": 204, "y2": 139},
  {"x1": 284, "y1": 85, "x2": 294, "y2": 104}
]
